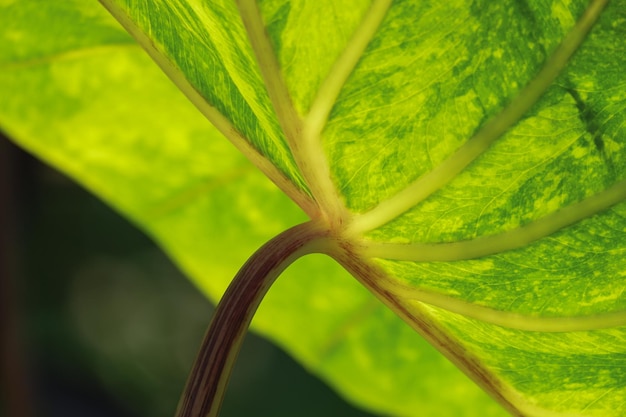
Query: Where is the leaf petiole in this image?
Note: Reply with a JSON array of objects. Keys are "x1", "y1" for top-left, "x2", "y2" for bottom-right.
[{"x1": 175, "y1": 221, "x2": 331, "y2": 417}]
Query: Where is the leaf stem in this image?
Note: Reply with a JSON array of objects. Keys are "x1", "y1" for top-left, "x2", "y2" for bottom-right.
[
  {"x1": 360, "y1": 177, "x2": 626, "y2": 262},
  {"x1": 175, "y1": 221, "x2": 330, "y2": 417},
  {"x1": 346, "y1": 0, "x2": 609, "y2": 236}
]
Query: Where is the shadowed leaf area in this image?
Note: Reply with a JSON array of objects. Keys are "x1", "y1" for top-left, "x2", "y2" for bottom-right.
[{"x1": 1, "y1": 0, "x2": 625, "y2": 416}]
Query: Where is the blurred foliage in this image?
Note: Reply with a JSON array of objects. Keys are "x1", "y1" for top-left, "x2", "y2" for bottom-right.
[{"x1": 5, "y1": 137, "x2": 376, "y2": 417}]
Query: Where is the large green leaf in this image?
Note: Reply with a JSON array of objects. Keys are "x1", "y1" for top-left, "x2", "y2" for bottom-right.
[
  {"x1": 2, "y1": 0, "x2": 625, "y2": 416},
  {"x1": 0, "y1": 1, "x2": 503, "y2": 416}
]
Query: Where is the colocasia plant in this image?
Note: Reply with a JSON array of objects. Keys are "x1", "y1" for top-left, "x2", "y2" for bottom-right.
[{"x1": 2, "y1": 0, "x2": 625, "y2": 416}]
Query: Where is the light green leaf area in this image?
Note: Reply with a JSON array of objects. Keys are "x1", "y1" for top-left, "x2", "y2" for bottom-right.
[
  {"x1": 0, "y1": 2, "x2": 301, "y2": 266},
  {"x1": 3, "y1": 0, "x2": 626, "y2": 416},
  {"x1": 0, "y1": 1, "x2": 505, "y2": 417}
]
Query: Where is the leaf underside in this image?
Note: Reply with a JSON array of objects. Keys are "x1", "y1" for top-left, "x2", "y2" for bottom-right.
[{"x1": 2, "y1": 0, "x2": 626, "y2": 416}]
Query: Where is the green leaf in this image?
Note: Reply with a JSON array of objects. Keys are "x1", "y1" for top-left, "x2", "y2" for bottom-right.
[
  {"x1": 2, "y1": 0, "x2": 625, "y2": 416},
  {"x1": 0, "y1": 1, "x2": 501, "y2": 416}
]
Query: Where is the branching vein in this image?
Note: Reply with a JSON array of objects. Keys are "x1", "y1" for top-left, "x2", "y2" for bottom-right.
[
  {"x1": 235, "y1": 0, "x2": 303, "y2": 150},
  {"x1": 397, "y1": 287, "x2": 626, "y2": 332},
  {"x1": 237, "y1": 0, "x2": 342, "y2": 223},
  {"x1": 361, "y1": 177, "x2": 626, "y2": 262},
  {"x1": 347, "y1": 0, "x2": 609, "y2": 236},
  {"x1": 301, "y1": 0, "x2": 393, "y2": 227},
  {"x1": 237, "y1": 0, "x2": 392, "y2": 229},
  {"x1": 99, "y1": 0, "x2": 318, "y2": 218}
]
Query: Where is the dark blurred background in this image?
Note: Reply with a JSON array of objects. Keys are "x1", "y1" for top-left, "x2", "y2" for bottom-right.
[{"x1": 0, "y1": 132, "x2": 378, "y2": 417}]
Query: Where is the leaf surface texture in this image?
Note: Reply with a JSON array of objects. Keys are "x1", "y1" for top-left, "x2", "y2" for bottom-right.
[{"x1": 2, "y1": 0, "x2": 626, "y2": 415}]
